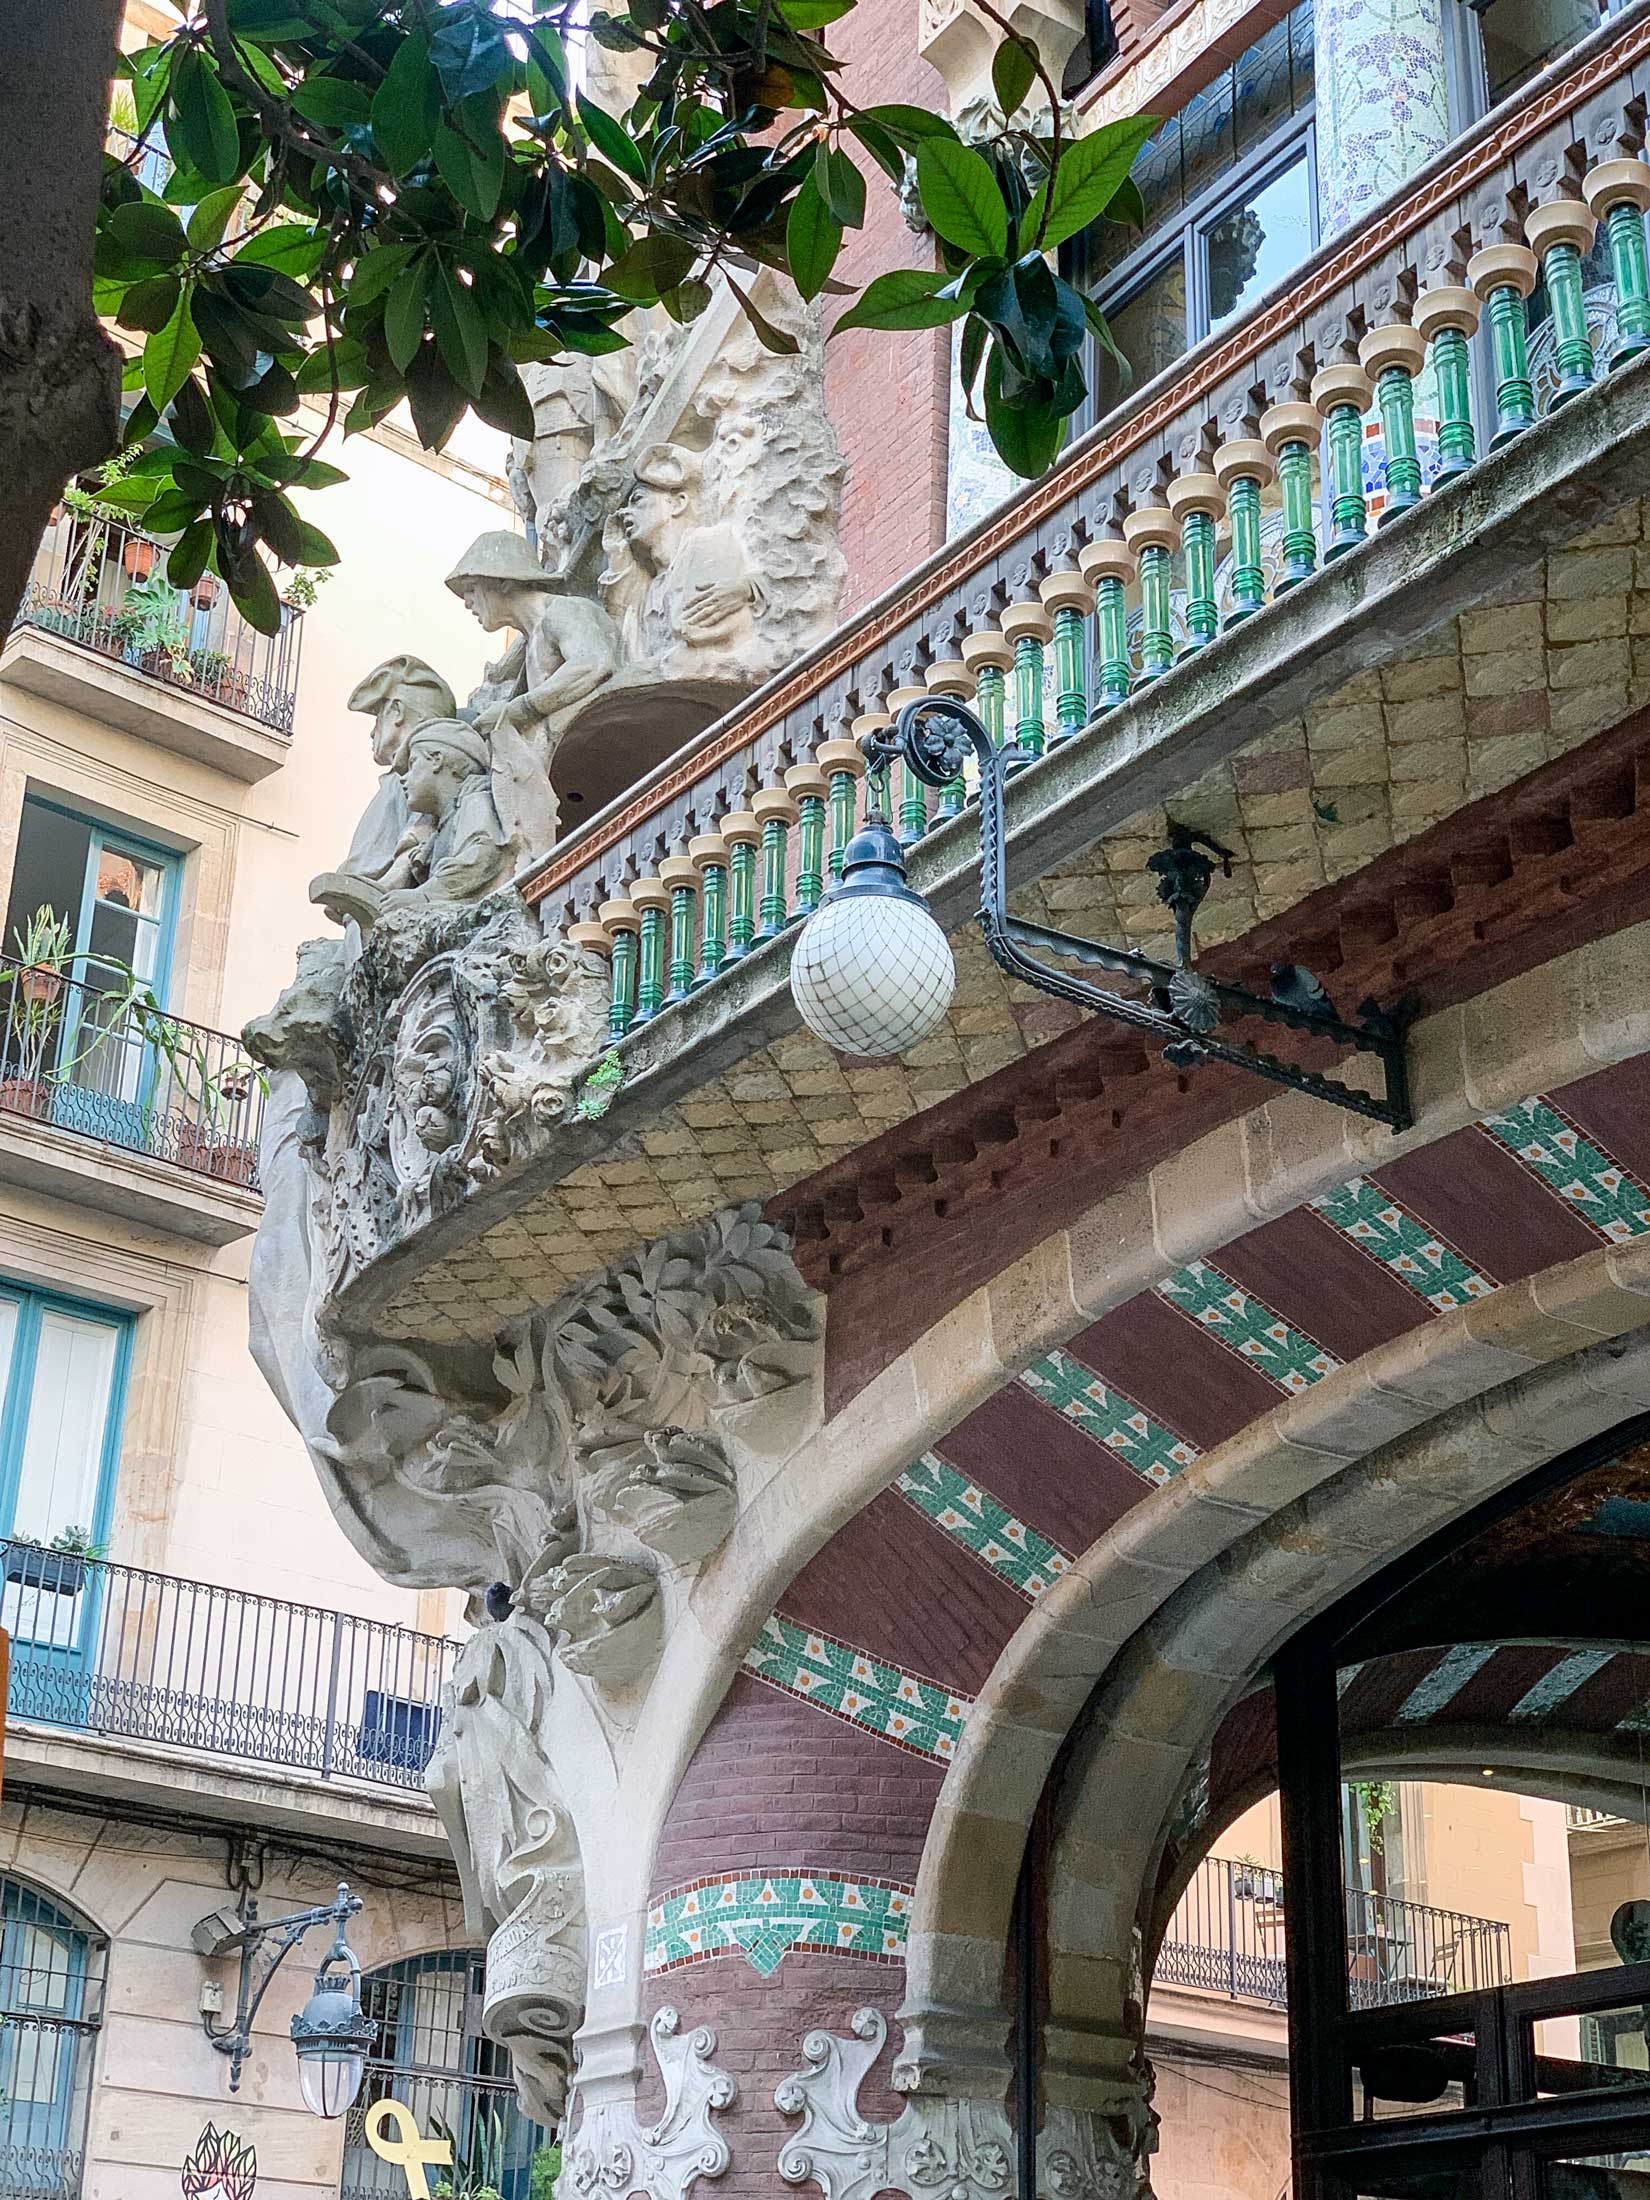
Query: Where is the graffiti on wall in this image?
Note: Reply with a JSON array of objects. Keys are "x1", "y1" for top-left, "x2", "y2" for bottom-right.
[{"x1": 182, "y1": 2125, "x2": 257, "y2": 2200}]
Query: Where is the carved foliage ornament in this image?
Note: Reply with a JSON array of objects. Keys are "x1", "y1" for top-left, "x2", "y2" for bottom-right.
[
  {"x1": 775, "y1": 2012, "x2": 1154, "y2": 2200},
  {"x1": 559, "y1": 2008, "x2": 735, "y2": 2200}
]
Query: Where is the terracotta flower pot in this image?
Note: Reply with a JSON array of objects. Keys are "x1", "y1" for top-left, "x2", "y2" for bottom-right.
[
  {"x1": 0, "y1": 1077, "x2": 51, "y2": 1120},
  {"x1": 121, "y1": 538, "x2": 158, "y2": 580},
  {"x1": 191, "y1": 575, "x2": 221, "y2": 611},
  {"x1": 17, "y1": 966, "x2": 63, "y2": 1007}
]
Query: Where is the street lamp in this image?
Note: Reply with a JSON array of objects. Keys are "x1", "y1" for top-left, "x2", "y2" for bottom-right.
[
  {"x1": 195, "y1": 1880, "x2": 375, "y2": 2114},
  {"x1": 789, "y1": 695, "x2": 1415, "y2": 1130}
]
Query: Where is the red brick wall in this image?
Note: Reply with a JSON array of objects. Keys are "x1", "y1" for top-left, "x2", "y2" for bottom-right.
[{"x1": 825, "y1": 0, "x2": 953, "y2": 614}]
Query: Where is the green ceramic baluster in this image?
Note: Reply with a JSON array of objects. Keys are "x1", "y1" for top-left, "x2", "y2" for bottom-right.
[
  {"x1": 1586, "y1": 160, "x2": 1650, "y2": 368},
  {"x1": 1004, "y1": 603, "x2": 1050, "y2": 764},
  {"x1": 632, "y1": 878, "x2": 668, "y2": 1023},
  {"x1": 963, "y1": 631, "x2": 1011, "y2": 748},
  {"x1": 752, "y1": 786, "x2": 795, "y2": 943},
  {"x1": 785, "y1": 764, "x2": 829, "y2": 913},
  {"x1": 819, "y1": 739, "x2": 867, "y2": 881},
  {"x1": 723, "y1": 813, "x2": 759, "y2": 960},
  {"x1": 1359, "y1": 325, "x2": 1425, "y2": 523},
  {"x1": 1080, "y1": 539, "x2": 1136, "y2": 701},
  {"x1": 690, "y1": 835, "x2": 728, "y2": 984},
  {"x1": 1416, "y1": 287, "x2": 1479, "y2": 480},
  {"x1": 1528, "y1": 198, "x2": 1599, "y2": 404},
  {"x1": 1468, "y1": 243, "x2": 1539, "y2": 444},
  {"x1": 1170, "y1": 476, "x2": 1221, "y2": 652},
  {"x1": 1313, "y1": 362, "x2": 1373, "y2": 560},
  {"x1": 597, "y1": 899, "x2": 639, "y2": 1041},
  {"x1": 1040, "y1": 572, "x2": 1092, "y2": 743},
  {"x1": 884, "y1": 689, "x2": 932, "y2": 841},
  {"x1": 1125, "y1": 508, "x2": 1176, "y2": 684},
  {"x1": 660, "y1": 854, "x2": 698, "y2": 1006},
  {"x1": 1262, "y1": 401, "x2": 1321, "y2": 590},
  {"x1": 1214, "y1": 441, "x2": 1273, "y2": 624}
]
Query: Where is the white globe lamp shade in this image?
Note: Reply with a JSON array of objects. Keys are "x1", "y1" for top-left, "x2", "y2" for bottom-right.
[
  {"x1": 790, "y1": 816, "x2": 956, "y2": 1058},
  {"x1": 296, "y1": 2043, "x2": 367, "y2": 2120},
  {"x1": 291, "y1": 1963, "x2": 374, "y2": 2118}
]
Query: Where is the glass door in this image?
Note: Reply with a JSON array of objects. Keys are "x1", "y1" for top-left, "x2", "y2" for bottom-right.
[{"x1": 52, "y1": 827, "x2": 174, "y2": 1146}]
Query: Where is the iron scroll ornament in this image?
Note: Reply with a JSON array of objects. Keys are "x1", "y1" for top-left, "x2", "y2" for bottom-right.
[{"x1": 863, "y1": 694, "x2": 1415, "y2": 1132}]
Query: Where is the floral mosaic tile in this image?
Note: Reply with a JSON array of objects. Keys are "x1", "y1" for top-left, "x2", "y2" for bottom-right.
[
  {"x1": 895, "y1": 1453, "x2": 1071, "y2": 1600},
  {"x1": 1311, "y1": 1179, "x2": 1496, "y2": 1311},
  {"x1": 646, "y1": 1870, "x2": 912, "y2": 1975},
  {"x1": 1480, "y1": 1097, "x2": 1650, "y2": 1245},
  {"x1": 1020, "y1": 1349, "x2": 1201, "y2": 1483},
  {"x1": 1156, "y1": 1260, "x2": 1340, "y2": 1393},
  {"x1": 741, "y1": 1612, "x2": 969, "y2": 1760}
]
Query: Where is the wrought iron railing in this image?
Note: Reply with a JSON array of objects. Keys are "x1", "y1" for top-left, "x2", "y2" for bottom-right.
[
  {"x1": 0, "y1": 2022, "x2": 98, "y2": 2200},
  {"x1": 341, "y1": 2068, "x2": 553, "y2": 2200},
  {"x1": 0, "y1": 1542, "x2": 458, "y2": 1791},
  {"x1": 0, "y1": 957, "x2": 267, "y2": 1191},
  {"x1": 1156, "y1": 1856, "x2": 1512, "y2": 2012},
  {"x1": 12, "y1": 508, "x2": 303, "y2": 735},
  {"x1": 105, "y1": 123, "x2": 174, "y2": 197}
]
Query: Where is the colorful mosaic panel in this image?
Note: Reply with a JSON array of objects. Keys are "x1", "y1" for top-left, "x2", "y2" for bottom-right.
[
  {"x1": 1481, "y1": 1098, "x2": 1650, "y2": 1245},
  {"x1": 741, "y1": 1613, "x2": 969, "y2": 1760},
  {"x1": 1311, "y1": 1179, "x2": 1496, "y2": 1311},
  {"x1": 1020, "y1": 1348, "x2": 1201, "y2": 1483},
  {"x1": 646, "y1": 1871, "x2": 912, "y2": 1976},
  {"x1": 1156, "y1": 1260, "x2": 1340, "y2": 1393},
  {"x1": 896, "y1": 1453, "x2": 1072, "y2": 1600}
]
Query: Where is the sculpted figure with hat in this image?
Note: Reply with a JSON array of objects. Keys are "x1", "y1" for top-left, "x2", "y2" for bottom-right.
[{"x1": 443, "y1": 529, "x2": 620, "y2": 768}]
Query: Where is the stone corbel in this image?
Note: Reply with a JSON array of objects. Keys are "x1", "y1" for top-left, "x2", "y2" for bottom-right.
[
  {"x1": 560, "y1": 2007, "x2": 736, "y2": 2200},
  {"x1": 915, "y1": 0, "x2": 1086, "y2": 117},
  {"x1": 776, "y1": 2011, "x2": 1151, "y2": 2200}
]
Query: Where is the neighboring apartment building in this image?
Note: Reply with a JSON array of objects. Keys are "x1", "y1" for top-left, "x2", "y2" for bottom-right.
[{"x1": 0, "y1": 17, "x2": 552, "y2": 2182}]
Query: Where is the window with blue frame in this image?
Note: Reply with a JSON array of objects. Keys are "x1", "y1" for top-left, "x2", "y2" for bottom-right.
[
  {"x1": 1071, "y1": 3, "x2": 1317, "y2": 427},
  {"x1": 0, "y1": 1284, "x2": 130, "y2": 1711},
  {"x1": 341, "y1": 1953, "x2": 554, "y2": 2200},
  {"x1": 0, "y1": 797, "x2": 180, "y2": 1150},
  {"x1": 0, "y1": 1877, "x2": 106, "y2": 2195}
]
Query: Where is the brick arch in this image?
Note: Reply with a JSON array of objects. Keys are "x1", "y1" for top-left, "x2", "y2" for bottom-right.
[{"x1": 594, "y1": 926, "x2": 1650, "y2": 2152}]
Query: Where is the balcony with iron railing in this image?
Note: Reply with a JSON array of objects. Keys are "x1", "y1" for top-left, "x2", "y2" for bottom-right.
[
  {"x1": 0, "y1": 957, "x2": 268, "y2": 1243},
  {"x1": 0, "y1": 1539, "x2": 458, "y2": 1798},
  {"x1": 3, "y1": 508, "x2": 304, "y2": 782},
  {"x1": 1156, "y1": 1855, "x2": 1513, "y2": 2016}
]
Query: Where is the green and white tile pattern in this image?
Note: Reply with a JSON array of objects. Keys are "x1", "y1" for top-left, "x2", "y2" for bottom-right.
[
  {"x1": 646, "y1": 1871, "x2": 911, "y2": 1976},
  {"x1": 1021, "y1": 1348, "x2": 1200, "y2": 1483},
  {"x1": 1481, "y1": 1098, "x2": 1650, "y2": 1245},
  {"x1": 896, "y1": 1453, "x2": 1071, "y2": 1600},
  {"x1": 1311, "y1": 1178, "x2": 1496, "y2": 1310},
  {"x1": 741, "y1": 1613, "x2": 969, "y2": 1760},
  {"x1": 1157, "y1": 1260, "x2": 1340, "y2": 1393}
]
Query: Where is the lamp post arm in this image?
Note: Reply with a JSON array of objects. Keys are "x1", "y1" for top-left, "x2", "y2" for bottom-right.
[{"x1": 202, "y1": 1884, "x2": 364, "y2": 2087}]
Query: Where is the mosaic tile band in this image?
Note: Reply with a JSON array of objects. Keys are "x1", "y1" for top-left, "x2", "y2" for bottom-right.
[
  {"x1": 1312, "y1": 1177, "x2": 1497, "y2": 1310},
  {"x1": 646, "y1": 1871, "x2": 912, "y2": 1976},
  {"x1": 741, "y1": 1612, "x2": 969, "y2": 1760},
  {"x1": 1482, "y1": 1097, "x2": 1650, "y2": 1245},
  {"x1": 1020, "y1": 1348, "x2": 1201, "y2": 1483},
  {"x1": 896, "y1": 1453, "x2": 1072, "y2": 1600},
  {"x1": 1157, "y1": 1259, "x2": 1341, "y2": 1393}
]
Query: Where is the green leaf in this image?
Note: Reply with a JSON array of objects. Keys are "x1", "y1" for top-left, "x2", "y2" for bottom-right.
[
  {"x1": 777, "y1": 0, "x2": 853, "y2": 21},
  {"x1": 429, "y1": 4, "x2": 513, "y2": 103},
  {"x1": 145, "y1": 484, "x2": 208, "y2": 536},
  {"x1": 576, "y1": 93, "x2": 647, "y2": 183},
  {"x1": 170, "y1": 49, "x2": 242, "y2": 187},
  {"x1": 166, "y1": 519, "x2": 215, "y2": 591},
  {"x1": 291, "y1": 76, "x2": 374, "y2": 129},
  {"x1": 187, "y1": 185, "x2": 243, "y2": 255},
  {"x1": 116, "y1": 274, "x2": 182, "y2": 333},
  {"x1": 433, "y1": 121, "x2": 507, "y2": 222},
  {"x1": 858, "y1": 104, "x2": 959, "y2": 144},
  {"x1": 832, "y1": 267, "x2": 964, "y2": 334},
  {"x1": 405, "y1": 344, "x2": 468, "y2": 450},
  {"x1": 817, "y1": 145, "x2": 866, "y2": 229},
  {"x1": 992, "y1": 35, "x2": 1038, "y2": 119},
  {"x1": 109, "y1": 199, "x2": 187, "y2": 267},
  {"x1": 169, "y1": 376, "x2": 218, "y2": 456},
  {"x1": 915, "y1": 139, "x2": 1009, "y2": 258},
  {"x1": 786, "y1": 170, "x2": 842, "y2": 303},
  {"x1": 430, "y1": 261, "x2": 489, "y2": 397},
  {"x1": 603, "y1": 233, "x2": 697, "y2": 301},
  {"x1": 1029, "y1": 114, "x2": 1157, "y2": 252},
  {"x1": 726, "y1": 274, "x2": 801, "y2": 355},
  {"x1": 384, "y1": 255, "x2": 431, "y2": 372},
  {"x1": 257, "y1": 495, "x2": 338, "y2": 568},
  {"x1": 472, "y1": 354, "x2": 536, "y2": 440},
  {"x1": 984, "y1": 344, "x2": 1065, "y2": 475},
  {"x1": 144, "y1": 290, "x2": 201, "y2": 411},
  {"x1": 371, "y1": 29, "x2": 438, "y2": 176},
  {"x1": 232, "y1": 225, "x2": 326, "y2": 276},
  {"x1": 227, "y1": 551, "x2": 284, "y2": 636}
]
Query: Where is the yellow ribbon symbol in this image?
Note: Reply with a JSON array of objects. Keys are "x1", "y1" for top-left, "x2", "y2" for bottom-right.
[{"x1": 364, "y1": 2099, "x2": 453, "y2": 2200}]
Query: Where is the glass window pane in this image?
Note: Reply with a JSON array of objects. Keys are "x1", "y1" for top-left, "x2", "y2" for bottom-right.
[
  {"x1": 1233, "y1": 13, "x2": 1296, "y2": 150},
  {"x1": 1205, "y1": 153, "x2": 1313, "y2": 329},
  {"x1": 1095, "y1": 261, "x2": 1190, "y2": 417},
  {"x1": 10, "y1": 1311, "x2": 116, "y2": 1546},
  {"x1": 1181, "y1": 75, "x2": 1236, "y2": 203},
  {"x1": 1481, "y1": 0, "x2": 1603, "y2": 104},
  {"x1": 93, "y1": 845, "x2": 165, "y2": 923},
  {"x1": 2, "y1": 805, "x2": 89, "y2": 969}
]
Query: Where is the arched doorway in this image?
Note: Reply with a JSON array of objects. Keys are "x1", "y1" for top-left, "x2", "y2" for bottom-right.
[
  {"x1": 0, "y1": 1875, "x2": 105, "y2": 2197},
  {"x1": 340, "y1": 1952, "x2": 553, "y2": 2200}
]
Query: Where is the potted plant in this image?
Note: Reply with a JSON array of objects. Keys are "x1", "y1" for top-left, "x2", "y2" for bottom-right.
[
  {"x1": 191, "y1": 574, "x2": 221, "y2": 612},
  {"x1": 112, "y1": 570, "x2": 190, "y2": 681},
  {"x1": 1, "y1": 907, "x2": 74, "y2": 1118},
  {"x1": 120, "y1": 534, "x2": 158, "y2": 581},
  {"x1": 3, "y1": 1525, "x2": 105, "y2": 1595},
  {"x1": 133, "y1": 1001, "x2": 264, "y2": 1184}
]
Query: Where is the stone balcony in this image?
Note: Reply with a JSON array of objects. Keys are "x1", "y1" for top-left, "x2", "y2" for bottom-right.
[{"x1": 306, "y1": 3, "x2": 1650, "y2": 1351}]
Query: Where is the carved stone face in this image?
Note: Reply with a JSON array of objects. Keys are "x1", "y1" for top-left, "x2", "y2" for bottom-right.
[
  {"x1": 454, "y1": 577, "x2": 517, "y2": 634},
  {"x1": 372, "y1": 698, "x2": 415, "y2": 772},
  {"x1": 405, "y1": 744, "x2": 475, "y2": 820},
  {"x1": 618, "y1": 480, "x2": 688, "y2": 569}
]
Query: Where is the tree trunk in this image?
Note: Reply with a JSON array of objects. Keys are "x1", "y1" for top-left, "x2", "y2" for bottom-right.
[{"x1": 0, "y1": 0, "x2": 126, "y2": 634}]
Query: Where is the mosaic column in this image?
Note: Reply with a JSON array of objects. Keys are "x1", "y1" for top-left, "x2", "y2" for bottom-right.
[{"x1": 1314, "y1": 0, "x2": 1452, "y2": 239}]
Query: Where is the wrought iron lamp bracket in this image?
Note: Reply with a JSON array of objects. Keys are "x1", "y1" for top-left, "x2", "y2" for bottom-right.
[
  {"x1": 201, "y1": 1882, "x2": 364, "y2": 2092},
  {"x1": 863, "y1": 696, "x2": 1415, "y2": 1133}
]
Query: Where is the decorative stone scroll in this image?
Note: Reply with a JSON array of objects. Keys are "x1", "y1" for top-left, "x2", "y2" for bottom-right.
[
  {"x1": 559, "y1": 2008, "x2": 736, "y2": 2200},
  {"x1": 776, "y1": 2010, "x2": 1155, "y2": 2200}
]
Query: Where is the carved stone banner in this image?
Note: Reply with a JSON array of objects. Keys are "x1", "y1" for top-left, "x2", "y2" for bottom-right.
[{"x1": 560, "y1": 2009, "x2": 736, "y2": 2200}]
